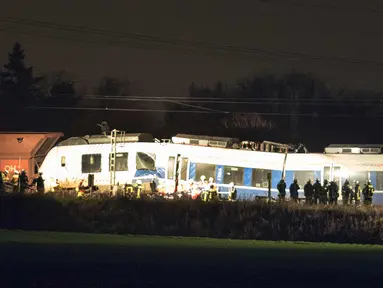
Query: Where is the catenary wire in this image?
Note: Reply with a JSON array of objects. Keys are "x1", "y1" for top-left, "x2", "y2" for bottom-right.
[
  {"x1": 80, "y1": 96, "x2": 383, "y2": 105},
  {"x1": 54, "y1": 94, "x2": 383, "y2": 105},
  {"x1": 1, "y1": 16, "x2": 383, "y2": 68},
  {"x1": 25, "y1": 106, "x2": 228, "y2": 114},
  {"x1": 0, "y1": 26, "x2": 302, "y2": 65},
  {"x1": 24, "y1": 106, "x2": 383, "y2": 118},
  {"x1": 53, "y1": 93, "x2": 383, "y2": 102}
]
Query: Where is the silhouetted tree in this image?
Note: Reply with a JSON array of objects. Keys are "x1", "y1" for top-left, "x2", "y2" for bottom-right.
[
  {"x1": 0, "y1": 42, "x2": 43, "y2": 107},
  {"x1": 188, "y1": 82, "x2": 197, "y2": 97},
  {"x1": 48, "y1": 70, "x2": 76, "y2": 97},
  {"x1": 95, "y1": 76, "x2": 130, "y2": 96},
  {"x1": 213, "y1": 81, "x2": 225, "y2": 98}
]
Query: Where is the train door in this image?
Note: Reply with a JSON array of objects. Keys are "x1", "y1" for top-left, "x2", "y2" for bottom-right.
[
  {"x1": 324, "y1": 165, "x2": 342, "y2": 198},
  {"x1": 180, "y1": 157, "x2": 189, "y2": 182},
  {"x1": 167, "y1": 155, "x2": 188, "y2": 192},
  {"x1": 167, "y1": 155, "x2": 177, "y2": 190}
]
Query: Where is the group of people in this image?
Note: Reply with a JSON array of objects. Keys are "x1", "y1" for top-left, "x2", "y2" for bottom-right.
[
  {"x1": 277, "y1": 178, "x2": 375, "y2": 206},
  {"x1": 0, "y1": 170, "x2": 45, "y2": 195},
  {"x1": 187, "y1": 175, "x2": 237, "y2": 202}
]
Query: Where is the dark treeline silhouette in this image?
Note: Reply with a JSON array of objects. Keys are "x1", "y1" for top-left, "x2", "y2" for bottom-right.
[
  {"x1": 0, "y1": 42, "x2": 382, "y2": 150},
  {"x1": 166, "y1": 74, "x2": 383, "y2": 151},
  {"x1": 0, "y1": 42, "x2": 157, "y2": 136}
]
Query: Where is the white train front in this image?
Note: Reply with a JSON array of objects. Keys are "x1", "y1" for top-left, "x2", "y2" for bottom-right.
[{"x1": 39, "y1": 133, "x2": 383, "y2": 204}]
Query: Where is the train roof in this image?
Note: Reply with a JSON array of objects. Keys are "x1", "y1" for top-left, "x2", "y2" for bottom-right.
[
  {"x1": 57, "y1": 133, "x2": 154, "y2": 146},
  {"x1": 174, "y1": 134, "x2": 239, "y2": 143},
  {"x1": 327, "y1": 144, "x2": 383, "y2": 148}
]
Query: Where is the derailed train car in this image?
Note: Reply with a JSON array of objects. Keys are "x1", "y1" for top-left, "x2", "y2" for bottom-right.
[{"x1": 39, "y1": 133, "x2": 383, "y2": 204}]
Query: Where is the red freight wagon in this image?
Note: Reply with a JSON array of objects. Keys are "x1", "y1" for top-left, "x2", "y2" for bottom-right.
[{"x1": 0, "y1": 132, "x2": 63, "y2": 177}]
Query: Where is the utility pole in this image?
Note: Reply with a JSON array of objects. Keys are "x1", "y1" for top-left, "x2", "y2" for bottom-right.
[
  {"x1": 109, "y1": 129, "x2": 126, "y2": 194},
  {"x1": 267, "y1": 172, "x2": 272, "y2": 203},
  {"x1": 281, "y1": 145, "x2": 288, "y2": 180},
  {"x1": 110, "y1": 129, "x2": 117, "y2": 190}
]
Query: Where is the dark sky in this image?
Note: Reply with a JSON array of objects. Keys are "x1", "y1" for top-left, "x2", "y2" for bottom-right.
[{"x1": 1, "y1": 0, "x2": 383, "y2": 96}]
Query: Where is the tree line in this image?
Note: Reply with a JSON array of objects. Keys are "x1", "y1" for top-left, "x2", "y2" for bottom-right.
[
  {"x1": 0, "y1": 42, "x2": 381, "y2": 150},
  {"x1": 0, "y1": 42, "x2": 139, "y2": 107}
]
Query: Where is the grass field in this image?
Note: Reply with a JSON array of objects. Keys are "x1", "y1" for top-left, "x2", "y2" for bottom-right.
[{"x1": 0, "y1": 231, "x2": 382, "y2": 287}]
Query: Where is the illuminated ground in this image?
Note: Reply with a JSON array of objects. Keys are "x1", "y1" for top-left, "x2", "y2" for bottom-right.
[{"x1": 0, "y1": 231, "x2": 382, "y2": 287}]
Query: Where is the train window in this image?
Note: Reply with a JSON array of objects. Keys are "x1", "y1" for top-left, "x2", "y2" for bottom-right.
[
  {"x1": 376, "y1": 172, "x2": 383, "y2": 190},
  {"x1": 180, "y1": 158, "x2": 189, "y2": 181},
  {"x1": 136, "y1": 152, "x2": 156, "y2": 170},
  {"x1": 109, "y1": 153, "x2": 128, "y2": 171},
  {"x1": 324, "y1": 167, "x2": 330, "y2": 181},
  {"x1": 223, "y1": 166, "x2": 244, "y2": 185},
  {"x1": 348, "y1": 171, "x2": 369, "y2": 186},
  {"x1": 167, "y1": 157, "x2": 175, "y2": 180},
  {"x1": 252, "y1": 169, "x2": 271, "y2": 188},
  {"x1": 81, "y1": 154, "x2": 102, "y2": 173},
  {"x1": 195, "y1": 163, "x2": 216, "y2": 181},
  {"x1": 294, "y1": 171, "x2": 315, "y2": 185},
  {"x1": 61, "y1": 156, "x2": 66, "y2": 167}
]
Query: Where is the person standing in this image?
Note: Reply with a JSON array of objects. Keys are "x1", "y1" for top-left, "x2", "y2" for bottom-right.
[
  {"x1": 289, "y1": 179, "x2": 300, "y2": 203},
  {"x1": 277, "y1": 179, "x2": 287, "y2": 201},
  {"x1": 304, "y1": 180, "x2": 313, "y2": 204},
  {"x1": 328, "y1": 180, "x2": 339, "y2": 205},
  {"x1": 362, "y1": 180, "x2": 374, "y2": 206},
  {"x1": 312, "y1": 179, "x2": 322, "y2": 205},
  {"x1": 353, "y1": 180, "x2": 361, "y2": 206}
]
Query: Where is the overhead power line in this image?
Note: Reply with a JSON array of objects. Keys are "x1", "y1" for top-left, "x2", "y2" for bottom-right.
[
  {"x1": 77, "y1": 94, "x2": 383, "y2": 105},
  {"x1": 25, "y1": 106, "x2": 228, "y2": 114},
  {"x1": 153, "y1": 97, "x2": 228, "y2": 113},
  {"x1": 1, "y1": 16, "x2": 383, "y2": 68},
  {"x1": 24, "y1": 105, "x2": 383, "y2": 118}
]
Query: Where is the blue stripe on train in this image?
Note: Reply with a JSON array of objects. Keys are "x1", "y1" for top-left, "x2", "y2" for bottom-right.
[
  {"x1": 135, "y1": 167, "x2": 165, "y2": 178},
  {"x1": 189, "y1": 163, "x2": 196, "y2": 180},
  {"x1": 216, "y1": 165, "x2": 224, "y2": 184},
  {"x1": 370, "y1": 171, "x2": 377, "y2": 188}
]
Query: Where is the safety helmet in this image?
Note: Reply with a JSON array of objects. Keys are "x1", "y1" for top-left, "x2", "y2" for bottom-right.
[
  {"x1": 136, "y1": 180, "x2": 143, "y2": 185},
  {"x1": 200, "y1": 175, "x2": 206, "y2": 181}
]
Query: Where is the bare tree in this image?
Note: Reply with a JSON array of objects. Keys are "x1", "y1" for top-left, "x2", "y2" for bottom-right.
[{"x1": 222, "y1": 112, "x2": 274, "y2": 130}]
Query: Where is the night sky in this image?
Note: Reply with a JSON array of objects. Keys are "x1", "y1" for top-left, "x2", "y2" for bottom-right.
[{"x1": 1, "y1": 0, "x2": 383, "y2": 96}]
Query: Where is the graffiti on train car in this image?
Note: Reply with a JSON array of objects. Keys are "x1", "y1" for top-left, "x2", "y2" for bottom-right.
[
  {"x1": 358, "y1": 163, "x2": 383, "y2": 168},
  {"x1": 0, "y1": 159, "x2": 28, "y2": 173}
]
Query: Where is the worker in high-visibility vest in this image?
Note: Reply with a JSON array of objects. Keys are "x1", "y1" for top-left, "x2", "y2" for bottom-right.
[
  {"x1": 0, "y1": 170, "x2": 7, "y2": 195},
  {"x1": 201, "y1": 189, "x2": 209, "y2": 202},
  {"x1": 353, "y1": 180, "x2": 361, "y2": 206},
  {"x1": 76, "y1": 180, "x2": 85, "y2": 199},
  {"x1": 362, "y1": 180, "x2": 374, "y2": 206},
  {"x1": 228, "y1": 182, "x2": 237, "y2": 201},
  {"x1": 133, "y1": 180, "x2": 143, "y2": 199}
]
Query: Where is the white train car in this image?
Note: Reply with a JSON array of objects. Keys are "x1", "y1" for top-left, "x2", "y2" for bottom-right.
[{"x1": 39, "y1": 133, "x2": 383, "y2": 204}]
